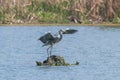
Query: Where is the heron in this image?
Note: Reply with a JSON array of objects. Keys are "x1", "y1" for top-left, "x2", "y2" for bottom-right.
[{"x1": 38, "y1": 28, "x2": 78, "y2": 57}]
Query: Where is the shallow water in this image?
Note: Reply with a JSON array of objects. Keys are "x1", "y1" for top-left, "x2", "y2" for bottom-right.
[{"x1": 0, "y1": 26, "x2": 120, "y2": 80}]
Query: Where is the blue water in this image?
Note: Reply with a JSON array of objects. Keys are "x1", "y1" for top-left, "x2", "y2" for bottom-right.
[{"x1": 0, "y1": 26, "x2": 120, "y2": 80}]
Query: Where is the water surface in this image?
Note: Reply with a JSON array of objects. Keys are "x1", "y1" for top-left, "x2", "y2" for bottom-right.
[{"x1": 0, "y1": 26, "x2": 120, "y2": 80}]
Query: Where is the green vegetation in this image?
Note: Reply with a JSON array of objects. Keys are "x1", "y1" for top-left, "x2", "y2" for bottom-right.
[
  {"x1": 36, "y1": 55, "x2": 79, "y2": 66},
  {"x1": 112, "y1": 15, "x2": 119, "y2": 24},
  {"x1": 0, "y1": 0, "x2": 120, "y2": 24}
]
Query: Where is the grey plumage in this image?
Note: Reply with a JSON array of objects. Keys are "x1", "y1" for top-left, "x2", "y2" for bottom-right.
[{"x1": 38, "y1": 28, "x2": 77, "y2": 57}]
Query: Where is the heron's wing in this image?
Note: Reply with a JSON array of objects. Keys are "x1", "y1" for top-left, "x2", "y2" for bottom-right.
[
  {"x1": 38, "y1": 33, "x2": 54, "y2": 43},
  {"x1": 62, "y1": 29, "x2": 78, "y2": 34}
]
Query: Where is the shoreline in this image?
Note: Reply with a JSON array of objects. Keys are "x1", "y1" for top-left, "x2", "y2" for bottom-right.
[{"x1": 0, "y1": 23, "x2": 120, "y2": 27}]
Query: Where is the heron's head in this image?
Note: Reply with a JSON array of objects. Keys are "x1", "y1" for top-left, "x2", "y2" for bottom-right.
[
  {"x1": 62, "y1": 28, "x2": 78, "y2": 34},
  {"x1": 59, "y1": 28, "x2": 78, "y2": 34}
]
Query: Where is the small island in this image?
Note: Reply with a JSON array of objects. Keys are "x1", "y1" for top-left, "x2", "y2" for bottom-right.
[{"x1": 36, "y1": 55, "x2": 79, "y2": 66}]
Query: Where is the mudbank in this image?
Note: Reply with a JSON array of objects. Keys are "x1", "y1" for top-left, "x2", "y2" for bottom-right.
[{"x1": 36, "y1": 55, "x2": 79, "y2": 66}]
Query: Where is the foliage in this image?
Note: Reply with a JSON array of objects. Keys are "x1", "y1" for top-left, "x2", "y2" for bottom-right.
[
  {"x1": 112, "y1": 16, "x2": 119, "y2": 24},
  {"x1": 0, "y1": 7, "x2": 5, "y2": 23},
  {"x1": 0, "y1": 0, "x2": 120, "y2": 24}
]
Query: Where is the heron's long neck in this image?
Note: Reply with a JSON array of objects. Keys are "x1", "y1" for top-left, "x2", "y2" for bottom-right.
[{"x1": 59, "y1": 31, "x2": 63, "y2": 40}]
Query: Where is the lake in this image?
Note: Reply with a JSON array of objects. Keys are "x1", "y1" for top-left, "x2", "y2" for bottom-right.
[{"x1": 0, "y1": 26, "x2": 120, "y2": 80}]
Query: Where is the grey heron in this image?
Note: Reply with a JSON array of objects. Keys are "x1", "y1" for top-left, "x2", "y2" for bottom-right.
[{"x1": 38, "y1": 28, "x2": 78, "y2": 57}]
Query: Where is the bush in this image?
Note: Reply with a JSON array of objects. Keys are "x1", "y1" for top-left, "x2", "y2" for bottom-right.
[{"x1": 112, "y1": 16, "x2": 119, "y2": 24}]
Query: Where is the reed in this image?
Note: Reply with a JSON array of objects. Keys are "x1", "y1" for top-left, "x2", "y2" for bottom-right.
[{"x1": 0, "y1": 0, "x2": 120, "y2": 24}]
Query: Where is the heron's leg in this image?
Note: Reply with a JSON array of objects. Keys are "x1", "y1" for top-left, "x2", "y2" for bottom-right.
[
  {"x1": 49, "y1": 45, "x2": 53, "y2": 57},
  {"x1": 47, "y1": 46, "x2": 51, "y2": 57}
]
